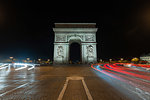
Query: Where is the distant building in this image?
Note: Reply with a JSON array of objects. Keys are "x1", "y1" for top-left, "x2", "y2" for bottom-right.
[{"x1": 140, "y1": 54, "x2": 150, "y2": 63}]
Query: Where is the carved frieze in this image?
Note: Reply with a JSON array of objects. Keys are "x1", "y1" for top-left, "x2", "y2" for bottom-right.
[
  {"x1": 56, "y1": 35, "x2": 66, "y2": 42},
  {"x1": 85, "y1": 35, "x2": 94, "y2": 41},
  {"x1": 67, "y1": 34, "x2": 83, "y2": 41}
]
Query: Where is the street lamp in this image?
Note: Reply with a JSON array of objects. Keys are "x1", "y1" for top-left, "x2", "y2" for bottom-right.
[
  {"x1": 9, "y1": 57, "x2": 13, "y2": 63},
  {"x1": 109, "y1": 59, "x2": 112, "y2": 62},
  {"x1": 99, "y1": 59, "x2": 102, "y2": 62},
  {"x1": 47, "y1": 59, "x2": 50, "y2": 62},
  {"x1": 27, "y1": 58, "x2": 30, "y2": 63},
  {"x1": 120, "y1": 58, "x2": 124, "y2": 61},
  {"x1": 38, "y1": 59, "x2": 41, "y2": 61},
  {"x1": 38, "y1": 59, "x2": 41, "y2": 64}
]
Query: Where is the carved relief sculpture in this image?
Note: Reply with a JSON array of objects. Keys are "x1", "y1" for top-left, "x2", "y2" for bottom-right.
[
  {"x1": 56, "y1": 35, "x2": 66, "y2": 42},
  {"x1": 85, "y1": 35, "x2": 94, "y2": 41},
  {"x1": 67, "y1": 34, "x2": 83, "y2": 41},
  {"x1": 57, "y1": 46, "x2": 64, "y2": 57},
  {"x1": 87, "y1": 45, "x2": 94, "y2": 57}
]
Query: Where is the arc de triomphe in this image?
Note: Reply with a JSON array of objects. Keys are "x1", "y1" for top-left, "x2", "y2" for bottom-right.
[{"x1": 53, "y1": 23, "x2": 98, "y2": 64}]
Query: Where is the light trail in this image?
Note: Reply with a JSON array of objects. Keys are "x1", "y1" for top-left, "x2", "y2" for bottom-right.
[
  {"x1": 0, "y1": 63, "x2": 37, "y2": 71},
  {"x1": 91, "y1": 63, "x2": 150, "y2": 100},
  {"x1": 0, "y1": 64, "x2": 9, "y2": 70},
  {"x1": 0, "y1": 64, "x2": 11, "y2": 90},
  {"x1": 28, "y1": 66, "x2": 35, "y2": 70},
  {"x1": 15, "y1": 65, "x2": 28, "y2": 71},
  {"x1": 0, "y1": 83, "x2": 29, "y2": 96},
  {"x1": 104, "y1": 64, "x2": 150, "y2": 81},
  {"x1": 13, "y1": 63, "x2": 36, "y2": 71}
]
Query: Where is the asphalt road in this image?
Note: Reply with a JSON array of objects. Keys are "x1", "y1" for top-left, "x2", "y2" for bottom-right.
[{"x1": 0, "y1": 65, "x2": 130, "y2": 100}]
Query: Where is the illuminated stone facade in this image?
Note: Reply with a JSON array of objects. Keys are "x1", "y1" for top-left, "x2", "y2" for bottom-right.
[{"x1": 53, "y1": 23, "x2": 98, "y2": 64}]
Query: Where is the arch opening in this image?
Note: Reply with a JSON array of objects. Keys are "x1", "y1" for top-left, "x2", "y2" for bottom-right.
[{"x1": 69, "y1": 42, "x2": 81, "y2": 64}]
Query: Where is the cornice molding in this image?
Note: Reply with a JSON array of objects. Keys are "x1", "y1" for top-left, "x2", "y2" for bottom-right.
[{"x1": 53, "y1": 28, "x2": 98, "y2": 33}]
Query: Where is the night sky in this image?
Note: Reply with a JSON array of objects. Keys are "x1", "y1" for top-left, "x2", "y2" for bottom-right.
[{"x1": 0, "y1": 1, "x2": 150, "y2": 61}]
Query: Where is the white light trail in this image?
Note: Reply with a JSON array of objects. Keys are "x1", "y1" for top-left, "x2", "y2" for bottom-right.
[
  {"x1": 0, "y1": 64, "x2": 9, "y2": 70},
  {"x1": 28, "y1": 66, "x2": 35, "y2": 70},
  {"x1": 0, "y1": 63, "x2": 37, "y2": 71},
  {"x1": 0, "y1": 83, "x2": 29, "y2": 96},
  {"x1": 14, "y1": 63, "x2": 36, "y2": 71},
  {"x1": 15, "y1": 65, "x2": 27, "y2": 71}
]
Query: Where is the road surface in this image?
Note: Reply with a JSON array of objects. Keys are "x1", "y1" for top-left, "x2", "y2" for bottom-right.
[{"x1": 0, "y1": 64, "x2": 140, "y2": 100}]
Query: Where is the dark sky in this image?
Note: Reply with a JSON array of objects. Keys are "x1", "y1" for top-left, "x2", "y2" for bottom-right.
[{"x1": 0, "y1": 1, "x2": 150, "y2": 61}]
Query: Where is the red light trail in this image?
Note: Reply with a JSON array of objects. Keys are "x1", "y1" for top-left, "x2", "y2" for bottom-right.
[{"x1": 91, "y1": 63, "x2": 150, "y2": 99}]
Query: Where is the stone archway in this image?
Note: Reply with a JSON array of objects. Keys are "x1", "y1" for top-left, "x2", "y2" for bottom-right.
[
  {"x1": 69, "y1": 42, "x2": 81, "y2": 63},
  {"x1": 53, "y1": 23, "x2": 98, "y2": 64}
]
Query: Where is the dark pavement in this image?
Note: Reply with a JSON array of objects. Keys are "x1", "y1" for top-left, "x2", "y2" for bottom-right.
[{"x1": 0, "y1": 65, "x2": 130, "y2": 100}]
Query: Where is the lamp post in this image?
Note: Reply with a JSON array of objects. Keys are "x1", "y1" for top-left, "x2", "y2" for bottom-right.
[
  {"x1": 38, "y1": 59, "x2": 41, "y2": 61},
  {"x1": 9, "y1": 57, "x2": 13, "y2": 63},
  {"x1": 38, "y1": 59, "x2": 41, "y2": 64},
  {"x1": 99, "y1": 59, "x2": 102, "y2": 62},
  {"x1": 47, "y1": 59, "x2": 50, "y2": 62},
  {"x1": 109, "y1": 59, "x2": 112, "y2": 63},
  {"x1": 47, "y1": 59, "x2": 51, "y2": 64},
  {"x1": 121, "y1": 58, "x2": 124, "y2": 61},
  {"x1": 27, "y1": 58, "x2": 30, "y2": 63}
]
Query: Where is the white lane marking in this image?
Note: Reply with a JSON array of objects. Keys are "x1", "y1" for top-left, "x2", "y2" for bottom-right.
[
  {"x1": 57, "y1": 78, "x2": 69, "y2": 100},
  {"x1": 67, "y1": 76, "x2": 83, "y2": 80},
  {"x1": 82, "y1": 79, "x2": 93, "y2": 100},
  {"x1": 57, "y1": 76, "x2": 93, "y2": 100},
  {"x1": 0, "y1": 83, "x2": 29, "y2": 96}
]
